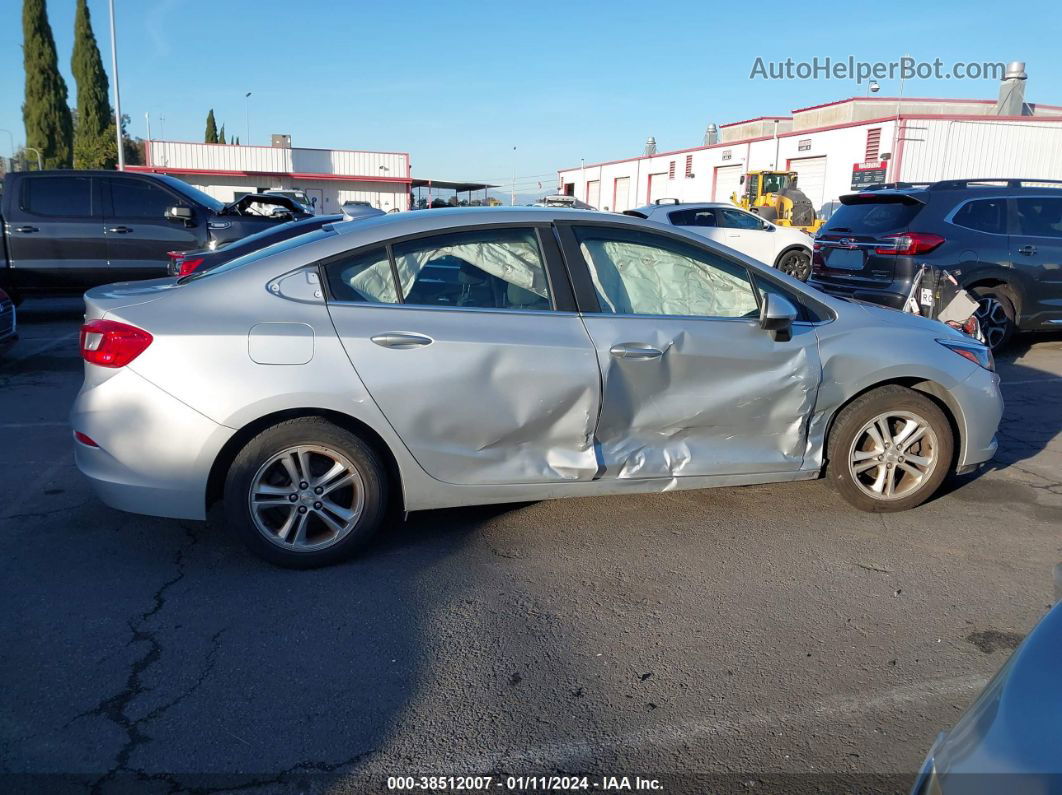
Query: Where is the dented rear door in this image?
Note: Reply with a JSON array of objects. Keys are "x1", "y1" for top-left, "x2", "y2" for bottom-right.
[{"x1": 562, "y1": 223, "x2": 822, "y2": 479}]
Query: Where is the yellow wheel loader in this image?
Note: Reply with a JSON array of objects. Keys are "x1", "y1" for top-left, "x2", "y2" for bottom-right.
[{"x1": 731, "y1": 170, "x2": 824, "y2": 234}]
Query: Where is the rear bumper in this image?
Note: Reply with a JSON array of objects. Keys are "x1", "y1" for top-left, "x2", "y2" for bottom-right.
[
  {"x1": 71, "y1": 367, "x2": 234, "y2": 520},
  {"x1": 810, "y1": 279, "x2": 907, "y2": 310}
]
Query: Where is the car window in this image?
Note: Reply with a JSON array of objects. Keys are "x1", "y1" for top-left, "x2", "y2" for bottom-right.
[
  {"x1": 752, "y1": 274, "x2": 816, "y2": 322},
  {"x1": 1015, "y1": 197, "x2": 1062, "y2": 238},
  {"x1": 153, "y1": 174, "x2": 225, "y2": 212},
  {"x1": 574, "y1": 226, "x2": 759, "y2": 318},
  {"x1": 951, "y1": 199, "x2": 1006, "y2": 235},
  {"x1": 391, "y1": 228, "x2": 553, "y2": 311},
  {"x1": 668, "y1": 208, "x2": 719, "y2": 227},
  {"x1": 109, "y1": 179, "x2": 178, "y2": 219},
  {"x1": 824, "y1": 200, "x2": 922, "y2": 232},
  {"x1": 717, "y1": 208, "x2": 764, "y2": 230},
  {"x1": 324, "y1": 247, "x2": 399, "y2": 304},
  {"x1": 21, "y1": 176, "x2": 95, "y2": 217}
]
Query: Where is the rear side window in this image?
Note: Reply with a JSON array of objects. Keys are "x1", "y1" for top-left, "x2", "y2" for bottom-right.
[
  {"x1": 1015, "y1": 197, "x2": 1062, "y2": 238},
  {"x1": 21, "y1": 176, "x2": 95, "y2": 217},
  {"x1": 324, "y1": 247, "x2": 399, "y2": 304},
  {"x1": 717, "y1": 208, "x2": 764, "y2": 230},
  {"x1": 951, "y1": 199, "x2": 1006, "y2": 234},
  {"x1": 825, "y1": 200, "x2": 922, "y2": 233},
  {"x1": 668, "y1": 208, "x2": 719, "y2": 227},
  {"x1": 110, "y1": 179, "x2": 178, "y2": 219}
]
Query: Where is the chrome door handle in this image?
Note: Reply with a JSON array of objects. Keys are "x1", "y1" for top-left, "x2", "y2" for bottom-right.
[
  {"x1": 107, "y1": 226, "x2": 133, "y2": 233},
  {"x1": 15, "y1": 225, "x2": 39, "y2": 233},
  {"x1": 370, "y1": 332, "x2": 433, "y2": 349},
  {"x1": 1017, "y1": 244, "x2": 1037, "y2": 256},
  {"x1": 609, "y1": 342, "x2": 664, "y2": 360}
]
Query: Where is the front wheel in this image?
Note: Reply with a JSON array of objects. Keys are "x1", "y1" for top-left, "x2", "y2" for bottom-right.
[
  {"x1": 224, "y1": 418, "x2": 388, "y2": 568},
  {"x1": 776, "y1": 248, "x2": 812, "y2": 281},
  {"x1": 827, "y1": 386, "x2": 954, "y2": 513},
  {"x1": 970, "y1": 287, "x2": 1016, "y2": 351}
]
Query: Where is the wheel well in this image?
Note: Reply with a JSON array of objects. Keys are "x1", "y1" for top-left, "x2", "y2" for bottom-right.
[
  {"x1": 205, "y1": 408, "x2": 404, "y2": 515},
  {"x1": 774, "y1": 244, "x2": 811, "y2": 267},
  {"x1": 822, "y1": 378, "x2": 962, "y2": 472},
  {"x1": 965, "y1": 278, "x2": 1020, "y2": 315}
]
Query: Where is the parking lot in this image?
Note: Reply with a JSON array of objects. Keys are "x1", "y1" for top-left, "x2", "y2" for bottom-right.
[{"x1": 1, "y1": 297, "x2": 1060, "y2": 792}]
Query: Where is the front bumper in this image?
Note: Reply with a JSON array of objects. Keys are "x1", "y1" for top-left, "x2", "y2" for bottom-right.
[
  {"x1": 952, "y1": 366, "x2": 1003, "y2": 470},
  {"x1": 71, "y1": 367, "x2": 235, "y2": 520}
]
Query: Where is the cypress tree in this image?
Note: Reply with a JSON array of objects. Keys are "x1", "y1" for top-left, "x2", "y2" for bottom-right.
[
  {"x1": 22, "y1": 0, "x2": 73, "y2": 168},
  {"x1": 71, "y1": 0, "x2": 115, "y2": 168},
  {"x1": 219, "y1": 124, "x2": 226, "y2": 145},
  {"x1": 205, "y1": 109, "x2": 218, "y2": 143}
]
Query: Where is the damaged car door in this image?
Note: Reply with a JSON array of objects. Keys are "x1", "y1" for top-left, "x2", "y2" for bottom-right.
[
  {"x1": 561, "y1": 223, "x2": 822, "y2": 478},
  {"x1": 324, "y1": 224, "x2": 602, "y2": 486}
]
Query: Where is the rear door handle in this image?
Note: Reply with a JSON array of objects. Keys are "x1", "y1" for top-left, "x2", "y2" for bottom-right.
[
  {"x1": 609, "y1": 342, "x2": 664, "y2": 360},
  {"x1": 370, "y1": 332, "x2": 433, "y2": 349},
  {"x1": 15, "y1": 226, "x2": 38, "y2": 233},
  {"x1": 1017, "y1": 244, "x2": 1037, "y2": 256},
  {"x1": 107, "y1": 226, "x2": 133, "y2": 234}
]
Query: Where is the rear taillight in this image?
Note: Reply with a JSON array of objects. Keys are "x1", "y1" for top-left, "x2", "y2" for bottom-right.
[
  {"x1": 177, "y1": 257, "x2": 204, "y2": 277},
  {"x1": 79, "y1": 319, "x2": 153, "y2": 368},
  {"x1": 74, "y1": 431, "x2": 99, "y2": 447},
  {"x1": 875, "y1": 232, "x2": 945, "y2": 256}
]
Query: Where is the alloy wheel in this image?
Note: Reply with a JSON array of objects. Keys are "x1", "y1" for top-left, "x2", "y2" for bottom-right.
[
  {"x1": 248, "y1": 444, "x2": 366, "y2": 551},
  {"x1": 847, "y1": 411, "x2": 939, "y2": 501},
  {"x1": 973, "y1": 297, "x2": 1011, "y2": 350},
  {"x1": 778, "y1": 250, "x2": 811, "y2": 281}
]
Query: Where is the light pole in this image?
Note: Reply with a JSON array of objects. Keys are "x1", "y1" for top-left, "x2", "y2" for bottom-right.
[
  {"x1": 245, "y1": 92, "x2": 252, "y2": 144},
  {"x1": 108, "y1": 0, "x2": 124, "y2": 170},
  {"x1": 24, "y1": 147, "x2": 44, "y2": 171},
  {"x1": 511, "y1": 146, "x2": 517, "y2": 206},
  {"x1": 0, "y1": 129, "x2": 14, "y2": 170}
]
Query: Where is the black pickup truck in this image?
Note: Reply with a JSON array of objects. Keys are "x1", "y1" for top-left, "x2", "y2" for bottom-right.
[{"x1": 0, "y1": 170, "x2": 309, "y2": 302}]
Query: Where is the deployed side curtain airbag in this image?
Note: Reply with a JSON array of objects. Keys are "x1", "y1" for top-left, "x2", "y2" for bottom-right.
[{"x1": 394, "y1": 240, "x2": 549, "y2": 298}]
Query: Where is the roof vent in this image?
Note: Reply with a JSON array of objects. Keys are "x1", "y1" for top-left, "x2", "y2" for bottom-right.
[
  {"x1": 704, "y1": 123, "x2": 719, "y2": 146},
  {"x1": 644, "y1": 136, "x2": 657, "y2": 156},
  {"x1": 994, "y1": 61, "x2": 1030, "y2": 116}
]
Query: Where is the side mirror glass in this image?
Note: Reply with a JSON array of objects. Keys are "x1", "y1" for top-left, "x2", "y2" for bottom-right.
[
  {"x1": 165, "y1": 205, "x2": 193, "y2": 223},
  {"x1": 759, "y1": 292, "x2": 798, "y2": 342}
]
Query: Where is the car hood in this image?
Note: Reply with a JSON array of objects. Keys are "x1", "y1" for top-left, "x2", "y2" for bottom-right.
[
  {"x1": 83, "y1": 278, "x2": 178, "y2": 319},
  {"x1": 843, "y1": 296, "x2": 967, "y2": 341}
]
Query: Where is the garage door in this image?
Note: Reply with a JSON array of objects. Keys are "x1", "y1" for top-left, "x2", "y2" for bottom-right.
[
  {"x1": 789, "y1": 156, "x2": 827, "y2": 208},
  {"x1": 586, "y1": 180, "x2": 600, "y2": 209},
  {"x1": 713, "y1": 165, "x2": 743, "y2": 202},
  {"x1": 647, "y1": 173, "x2": 669, "y2": 204},
  {"x1": 612, "y1": 177, "x2": 630, "y2": 211}
]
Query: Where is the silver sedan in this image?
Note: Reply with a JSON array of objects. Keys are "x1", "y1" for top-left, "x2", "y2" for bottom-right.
[{"x1": 71, "y1": 208, "x2": 1002, "y2": 568}]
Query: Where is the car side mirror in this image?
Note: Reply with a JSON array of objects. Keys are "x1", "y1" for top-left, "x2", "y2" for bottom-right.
[
  {"x1": 165, "y1": 205, "x2": 193, "y2": 223},
  {"x1": 759, "y1": 292, "x2": 798, "y2": 342}
]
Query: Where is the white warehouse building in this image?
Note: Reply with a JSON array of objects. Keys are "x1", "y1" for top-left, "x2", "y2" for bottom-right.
[
  {"x1": 129, "y1": 138, "x2": 412, "y2": 213},
  {"x1": 557, "y1": 66, "x2": 1062, "y2": 214}
]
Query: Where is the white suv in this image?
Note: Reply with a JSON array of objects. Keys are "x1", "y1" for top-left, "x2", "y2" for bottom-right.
[{"x1": 626, "y1": 201, "x2": 813, "y2": 280}]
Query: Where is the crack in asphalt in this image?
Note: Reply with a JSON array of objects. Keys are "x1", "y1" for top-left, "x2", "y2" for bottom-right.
[{"x1": 72, "y1": 523, "x2": 213, "y2": 794}]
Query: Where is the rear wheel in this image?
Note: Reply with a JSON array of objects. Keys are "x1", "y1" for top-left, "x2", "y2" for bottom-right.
[
  {"x1": 970, "y1": 286, "x2": 1016, "y2": 351},
  {"x1": 827, "y1": 386, "x2": 953, "y2": 513},
  {"x1": 224, "y1": 418, "x2": 388, "y2": 568},
  {"x1": 776, "y1": 248, "x2": 812, "y2": 281}
]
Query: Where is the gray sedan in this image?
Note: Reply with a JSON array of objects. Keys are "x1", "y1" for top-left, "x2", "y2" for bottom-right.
[{"x1": 71, "y1": 208, "x2": 1002, "y2": 568}]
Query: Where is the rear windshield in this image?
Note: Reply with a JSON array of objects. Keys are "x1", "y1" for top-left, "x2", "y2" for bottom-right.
[
  {"x1": 824, "y1": 201, "x2": 922, "y2": 233},
  {"x1": 179, "y1": 227, "x2": 336, "y2": 283}
]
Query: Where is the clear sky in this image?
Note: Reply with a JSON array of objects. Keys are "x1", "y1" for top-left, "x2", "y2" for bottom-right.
[{"x1": 2, "y1": 0, "x2": 1060, "y2": 194}]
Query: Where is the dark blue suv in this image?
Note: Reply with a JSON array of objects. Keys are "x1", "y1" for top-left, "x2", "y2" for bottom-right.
[{"x1": 810, "y1": 179, "x2": 1062, "y2": 349}]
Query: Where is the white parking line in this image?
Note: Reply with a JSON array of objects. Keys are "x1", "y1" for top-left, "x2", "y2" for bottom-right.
[
  {"x1": 1000, "y1": 377, "x2": 1062, "y2": 386},
  {"x1": 1, "y1": 332, "x2": 78, "y2": 366},
  {"x1": 403, "y1": 674, "x2": 987, "y2": 772},
  {"x1": 0, "y1": 421, "x2": 69, "y2": 429}
]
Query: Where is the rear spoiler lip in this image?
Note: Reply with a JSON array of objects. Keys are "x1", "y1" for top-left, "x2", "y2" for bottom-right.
[{"x1": 839, "y1": 191, "x2": 927, "y2": 206}]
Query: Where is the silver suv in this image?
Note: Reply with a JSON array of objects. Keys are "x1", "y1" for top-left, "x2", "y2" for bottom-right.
[{"x1": 72, "y1": 207, "x2": 1001, "y2": 568}]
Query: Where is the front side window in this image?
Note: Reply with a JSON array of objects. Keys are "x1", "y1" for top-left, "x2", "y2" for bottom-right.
[
  {"x1": 718, "y1": 208, "x2": 764, "y2": 230},
  {"x1": 951, "y1": 199, "x2": 1006, "y2": 235},
  {"x1": 110, "y1": 179, "x2": 178, "y2": 219},
  {"x1": 324, "y1": 247, "x2": 398, "y2": 304},
  {"x1": 21, "y1": 176, "x2": 95, "y2": 217},
  {"x1": 574, "y1": 227, "x2": 759, "y2": 318},
  {"x1": 1015, "y1": 197, "x2": 1062, "y2": 238},
  {"x1": 668, "y1": 208, "x2": 719, "y2": 227},
  {"x1": 392, "y1": 228, "x2": 552, "y2": 311}
]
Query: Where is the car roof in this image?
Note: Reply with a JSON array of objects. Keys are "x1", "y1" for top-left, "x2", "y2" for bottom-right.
[
  {"x1": 631, "y1": 202, "x2": 732, "y2": 213},
  {"x1": 330, "y1": 206, "x2": 616, "y2": 238}
]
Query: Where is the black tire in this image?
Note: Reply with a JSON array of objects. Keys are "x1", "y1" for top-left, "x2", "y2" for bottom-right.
[
  {"x1": 970, "y1": 286, "x2": 1016, "y2": 351},
  {"x1": 224, "y1": 417, "x2": 388, "y2": 568},
  {"x1": 776, "y1": 248, "x2": 812, "y2": 281},
  {"x1": 827, "y1": 385, "x2": 954, "y2": 513}
]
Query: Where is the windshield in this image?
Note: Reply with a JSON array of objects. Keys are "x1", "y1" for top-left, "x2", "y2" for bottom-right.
[
  {"x1": 824, "y1": 200, "x2": 923, "y2": 233},
  {"x1": 153, "y1": 174, "x2": 225, "y2": 213},
  {"x1": 178, "y1": 226, "x2": 336, "y2": 284},
  {"x1": 761, "y1": 173, "x2": 792, "y2": 194}
]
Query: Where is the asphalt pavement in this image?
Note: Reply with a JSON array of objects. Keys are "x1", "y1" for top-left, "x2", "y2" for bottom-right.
[{"x1": 1, "y1": 297, "x2": 1060, "y2": 794}]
